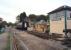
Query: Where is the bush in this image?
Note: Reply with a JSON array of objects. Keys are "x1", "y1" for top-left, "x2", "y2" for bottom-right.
[{"x1": 0, "y1": 28, "x2": 5, "y2": 34}]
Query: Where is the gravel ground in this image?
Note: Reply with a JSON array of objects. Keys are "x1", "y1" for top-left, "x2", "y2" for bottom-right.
[{"x1": 16, "y1": 31, "x2": 70, "y2": 50}]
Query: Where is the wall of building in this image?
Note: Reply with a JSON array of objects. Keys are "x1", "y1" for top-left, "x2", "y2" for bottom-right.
[
  {"x1": 50, "y1": 11, "x2": 65, "y2": 35},
  {"x1": 50, "y1": 18, "x2": 65, "y2": 35},
  {"x1": 50, "y1": 11, "x2": 64, "y2": 21},
  {"x1": 66, "y1": 10, "x2": 71, "y2": 29}
]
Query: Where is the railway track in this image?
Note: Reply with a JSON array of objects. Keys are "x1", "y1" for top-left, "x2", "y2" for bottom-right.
[
  {"x1": 13, "y1": 32, "x2": 29, "y2": 50},
  {"x1": 10, "y1": 28, "x2": 70, "y2": 50},
  {"x1": 8, "y1": 28, "x2": 28, "y2": 50}
]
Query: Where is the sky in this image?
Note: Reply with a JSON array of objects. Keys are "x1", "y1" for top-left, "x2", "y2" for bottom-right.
[{"x1": 0, "y1": 0, "x2": 71, "y2": 23}]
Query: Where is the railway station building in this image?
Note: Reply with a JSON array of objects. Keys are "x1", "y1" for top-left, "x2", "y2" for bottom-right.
[{"x1": 48, "y1": 5, "x2": 71, "y2": 37}]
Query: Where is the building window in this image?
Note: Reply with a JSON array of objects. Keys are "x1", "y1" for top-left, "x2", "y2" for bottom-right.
[
  {"x1": 70, "y1": 13, "x2": 71, "y2": 18},
  {"x1": 58, "y1": 17, "x2": 61, "y2": 20},
  {"x1": 52, "y1": 17, "x2": 61, "y2": 21},
  {"x1": 67, "y1": 13, "x2": 71, "y2": 20}
]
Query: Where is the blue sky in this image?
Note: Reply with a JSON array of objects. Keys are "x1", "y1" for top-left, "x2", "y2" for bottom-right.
[{"x1": 0, "y1": 0, "x2": 71, "y2": 23}]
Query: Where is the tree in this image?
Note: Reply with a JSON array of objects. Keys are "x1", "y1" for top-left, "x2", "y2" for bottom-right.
[
  {"x1": 29, "y1": 14, "x2": 49, "y2": 22},
  {"x1": 2, "y1": 21, "x2": 7, "y2": 27},
  {"x1": 0, "y1": 18, "x2": 3, "y2": 28},
  {"x1": 16, "y1": 15, "x2": 20, "y2": 22},
  {"x1": 7, "y1": 22, "x2": 13, "y2": 27},
  {"x1": 20, "y1": 12, "x2": 27, "y2": 22},
  {"x1": 29, "y1": 14, "x2": 37, "y2": 22},
  {"x1": 36, "y1": 15, "x2": 47, "y2": 22},
  {"x1": 16, "y1": 12, "x2": 27, "y2": 22}
]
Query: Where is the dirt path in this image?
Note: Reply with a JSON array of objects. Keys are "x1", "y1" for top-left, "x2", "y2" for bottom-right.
[
  {"x1": 17, "y1": 31, "x2": 67, "y2": 50},
  {"x1": 0, "y1": 33, "x2": 8, "y2": 50}
]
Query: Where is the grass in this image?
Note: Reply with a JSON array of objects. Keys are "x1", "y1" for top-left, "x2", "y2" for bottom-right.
[{"x1": 4, "y1": 33, "x2": 10, "y2": 50}]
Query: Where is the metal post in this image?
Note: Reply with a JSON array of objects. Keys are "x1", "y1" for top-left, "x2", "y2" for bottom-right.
[{"x1": 64, "y1": 10, "x2": 67, "y2": 38}]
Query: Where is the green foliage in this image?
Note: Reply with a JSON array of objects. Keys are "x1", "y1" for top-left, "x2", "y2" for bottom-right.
[
  {"x1": 29, "y1": 14, "x2": 49, "y2": 22},
  {"x1": 16, "y1": 12, "x2": 27, "y2": 22},
  {"x1": 0, "y1": 21, "x2": 7, "y2": 28},
  {"x1": 36, "y1": 15, "x2": 47, "y2": 21},
  {"x1": 29, "y1": 14, "x2": 37, "y2": 22},
  {"x1": 16, "y1": 12, "x2": 49, "y2": 23},
  {"x1": 16, "y1": 15, "x2": 20, "y2": 21},
  {"x1": 20, "y1": 12, "x2": 27, "y2": 22},
  {"x1": 2, "y1": 21, "x2": 7, "y2": 27},
  {"x1": 7, "y1": 22, "x2": 15, "y2": 27}
]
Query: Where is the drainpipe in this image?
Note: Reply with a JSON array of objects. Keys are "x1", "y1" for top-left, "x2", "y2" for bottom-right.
[
  {"x1": 48, "y1": 14, "x2": 50, "y2": 34},
  {"x1": 64, "y1": 9, "x2": 68, "y2": 38}
]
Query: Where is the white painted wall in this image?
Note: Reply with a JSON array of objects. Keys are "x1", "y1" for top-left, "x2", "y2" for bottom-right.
[
  {"x1": 50, "y1": 18, "x2": 65, "y2": 35},
  {"x1": 66, "y1": 10, "x2": 71, "y2": 29},
  {"x1": 50, "y1": 11, "x2": 65, "y2": 35}
]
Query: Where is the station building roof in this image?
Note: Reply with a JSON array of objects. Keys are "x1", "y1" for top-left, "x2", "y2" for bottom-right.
[{"x1": 48, "y1": 5, "x2": 71, "y2": 14}]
